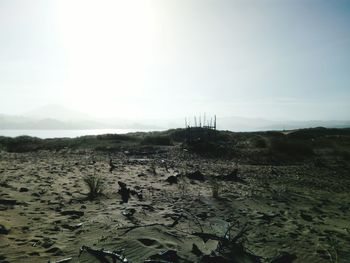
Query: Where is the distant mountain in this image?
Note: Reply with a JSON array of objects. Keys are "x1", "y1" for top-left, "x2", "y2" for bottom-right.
[
  {"x1": 24, "y1": 104, "x2": 92, "y2": 121},
  {"x1": 217, "y1": 116, "x2": 350, "y2": 131},
  {"x1": 0, "y1": 115, "x2": 161, "y2": 130},
  {"x1": 0, "y1": 105, "x2": 349, "y2": 131}
]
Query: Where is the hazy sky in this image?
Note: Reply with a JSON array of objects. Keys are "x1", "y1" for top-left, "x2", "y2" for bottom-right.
[{"x1": 0, "y1": 0, "x2": 349, "y2": 120}]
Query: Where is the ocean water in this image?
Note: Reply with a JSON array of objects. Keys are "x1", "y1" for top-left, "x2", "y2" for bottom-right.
[{"x1": 0, "y1": 129, "x2": 152, "y2": 139}]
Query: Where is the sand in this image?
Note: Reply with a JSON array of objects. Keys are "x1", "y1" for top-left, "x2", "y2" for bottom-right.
[{"x1": 0, "y1": 146, "x2": 349, "y2": 262}]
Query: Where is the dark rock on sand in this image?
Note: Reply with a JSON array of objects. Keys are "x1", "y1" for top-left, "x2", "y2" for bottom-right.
[
  {"x1": 187, "y1": 170, "x2": 205, "y2": 181},
  {"x1": 166, "y1": 175, "x2": 178, "y2": 184}
]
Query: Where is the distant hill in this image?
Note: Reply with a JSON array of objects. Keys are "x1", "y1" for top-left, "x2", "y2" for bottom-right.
[
  {"x1": 24, "y1": 104, "x2": 91, "y2": 122},
  {"x1": 217, "y1": 116, "x2": 350, "y2": 131},
  {"x1": 0, "y1": 105, "x2": 349, "y2": 131}
]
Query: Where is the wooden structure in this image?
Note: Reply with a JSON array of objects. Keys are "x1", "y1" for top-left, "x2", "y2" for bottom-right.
[{"x1": 185, "y1": 114, "x2": 217, "y2": 143}]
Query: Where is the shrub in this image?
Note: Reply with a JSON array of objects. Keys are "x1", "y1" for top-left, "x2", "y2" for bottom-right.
[
  {"x1": 96, "y1": 134, "x2": 133, "y2": 141},
  {"x1": 252, "y1": 136, "x2": 267, "y2": 148},
  {"x1": 141, "y1": 135, "x2": 172, "y2": 146},
  {"x1": 83, "y1": 174, "x2": 104, "y2": 200},
  {"x1": 270, "y1": 138, "x2": 314, "y2": 157},
  {"x1": 5, "y1": 136, "x2": 42, "y2": 152}
]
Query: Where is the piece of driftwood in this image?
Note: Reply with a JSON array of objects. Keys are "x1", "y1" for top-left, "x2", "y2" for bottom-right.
[
  {"x1": 109, "y1": 158, "x2": 117, "y2": 173},
  {"x1": 118, "y1": 181, "x2": 131, "y2": 203},
  {"x1": 79, "y1": 245, "x2": 128, "y2": 263}
]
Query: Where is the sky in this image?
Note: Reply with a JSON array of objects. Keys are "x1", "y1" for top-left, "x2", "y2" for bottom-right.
[{"x1": 0, "y1": 0, "x2": 349, "y2": 121}]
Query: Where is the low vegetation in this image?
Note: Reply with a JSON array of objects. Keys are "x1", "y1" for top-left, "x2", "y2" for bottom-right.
[
  {"x1": 0, "y1": 127, "x2": 350, "y2": 165},
  {"x1": 83, "y1": 174, "x2": 105, "y2": 200},
  {"x1": 141, "y1": 135, "x2": 172, "y2": 146}
]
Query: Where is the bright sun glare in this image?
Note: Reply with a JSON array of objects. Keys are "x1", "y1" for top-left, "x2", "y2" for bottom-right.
[{"x1": 55, "y1": 0, "x2": 157, "y2": 117}]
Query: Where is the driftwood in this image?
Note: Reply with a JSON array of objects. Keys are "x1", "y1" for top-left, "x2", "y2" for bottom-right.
[
  {"x1": 79, "y1": 245, "x2": 128, "y2": 263},
  {"x1": 118, "y1": 182, "x2": 131, "y2": 203},
  {"x1": 109, "y1": 158, "x2": 117, "y2": 173}
]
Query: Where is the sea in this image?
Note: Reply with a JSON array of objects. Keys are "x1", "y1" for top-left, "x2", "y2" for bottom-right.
[{"x1": 0, "y1": 129, "x2": 153, "y2": 139}]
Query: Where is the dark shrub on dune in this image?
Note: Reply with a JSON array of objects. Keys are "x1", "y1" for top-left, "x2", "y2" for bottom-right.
[
  {"x1": 187, "y1": 130, "x2": 234, "y2": 158},
  {"x1": 96, "y1": 134, "x2": 134, "y2": 141},
  {"x1": 288, "y1": 127, "x2": 350, "y2": 140},
  {"x1": 4, "y1": 136, "x2": 43, "y2": 152},
  {"x1": 141, "y1": 135, "x2": 172, "y2": 146},
  {"x1": 251, "y1": 136, "x2": 267, "y2": 148},
  {"x1": 269, "y1": 137, "x2": 314, "y2": 158}
]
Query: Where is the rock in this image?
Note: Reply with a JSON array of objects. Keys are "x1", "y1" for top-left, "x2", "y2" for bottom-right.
[
  {"x1": 187, "y1": 170, "x2": 205, "y2": 181},
  {"x1": 166, "y1": 175, "x2": 178, "y2": 184},
  {"x1": 270, "y1": 251, "x2": 297, "y2": 263},
  {"x1": 0, "y1": 224, "x2": 10, "y2": 235}
]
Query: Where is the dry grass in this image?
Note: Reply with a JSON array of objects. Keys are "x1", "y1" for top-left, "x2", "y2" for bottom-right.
[{"x1": 83, "y1": 174, "x2": 104, "y2": 200}]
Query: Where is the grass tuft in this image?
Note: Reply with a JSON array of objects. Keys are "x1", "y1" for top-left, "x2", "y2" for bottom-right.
[{"x1": 83, "y1": 174, "x2": 104, "y2": 200}]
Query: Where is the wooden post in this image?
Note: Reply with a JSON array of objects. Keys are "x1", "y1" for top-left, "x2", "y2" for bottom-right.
[{"x1": 214, "y1": 115, "x2": 216, "y2": 130}]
